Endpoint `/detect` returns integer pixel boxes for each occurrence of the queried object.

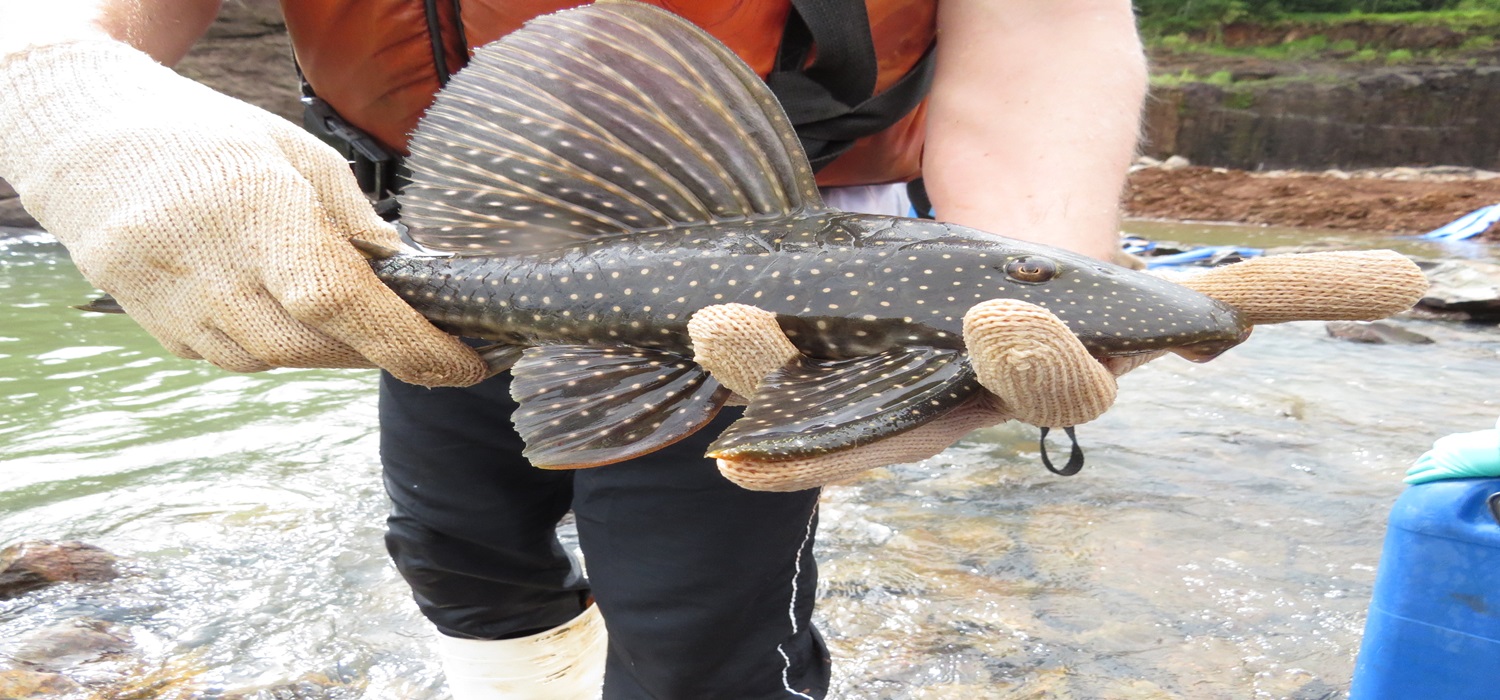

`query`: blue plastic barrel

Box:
[1351,478,1500,699]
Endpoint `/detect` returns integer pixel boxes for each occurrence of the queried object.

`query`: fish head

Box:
[958,235,1253,366]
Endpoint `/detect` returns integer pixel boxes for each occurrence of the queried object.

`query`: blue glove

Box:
[1405,417,1500,484]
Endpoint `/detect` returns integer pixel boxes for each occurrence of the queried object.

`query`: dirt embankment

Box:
[1124,165,1500,238]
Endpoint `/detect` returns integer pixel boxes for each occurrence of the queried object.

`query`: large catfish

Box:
[70,2,1244,468]
[359,0,1252,469]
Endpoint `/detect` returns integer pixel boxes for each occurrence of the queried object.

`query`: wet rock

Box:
[1401,304,1471,322]
[0,669,81,698]
[1325,320,1435,345]
[0,178,38,230]
[0,540,120,600]
[10,618,135,671]
[1417,260,1500,321]
[819,504,895,546]
[219,673,355,699]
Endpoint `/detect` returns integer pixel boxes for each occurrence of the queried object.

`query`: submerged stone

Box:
[1418,260,1500,321]
[0,669,81,698]
[0,540,119,600]
[10,618,135,671]
[1325,320,1435,344]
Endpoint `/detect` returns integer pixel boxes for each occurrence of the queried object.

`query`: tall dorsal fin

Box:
[400,0,828,255]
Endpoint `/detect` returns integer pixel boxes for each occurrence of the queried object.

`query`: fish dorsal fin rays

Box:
[707,347,983,461]
[400,1,826,255]
[510,345,733,469]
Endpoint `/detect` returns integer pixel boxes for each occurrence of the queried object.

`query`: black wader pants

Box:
[380,371,831,699]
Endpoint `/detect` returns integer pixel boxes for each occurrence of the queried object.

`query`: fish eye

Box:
[1004,256,1058,284]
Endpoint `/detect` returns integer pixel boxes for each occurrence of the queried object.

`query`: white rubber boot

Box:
[436,605,607,699]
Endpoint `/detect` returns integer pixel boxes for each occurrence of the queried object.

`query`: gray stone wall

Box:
[1145,66,1500,171]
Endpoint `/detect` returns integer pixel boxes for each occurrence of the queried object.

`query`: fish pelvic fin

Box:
[708,347,983,462]
[349,238,403,260]
[510,344,732,469]
[399,1,828,256]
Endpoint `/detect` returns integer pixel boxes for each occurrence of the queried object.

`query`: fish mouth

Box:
[1170,326,1254,363]
[1091,327,1253,373]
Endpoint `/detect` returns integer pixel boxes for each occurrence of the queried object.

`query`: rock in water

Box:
[10,619,135,670]
[1418,260,1500,321]
[0,540,119,600]
[1325,320,1435,344]
[0,669,81,698]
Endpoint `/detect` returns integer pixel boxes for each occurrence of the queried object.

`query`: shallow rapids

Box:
[2,225,1496,698]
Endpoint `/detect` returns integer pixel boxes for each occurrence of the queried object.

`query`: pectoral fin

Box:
[510,345,731,468]
[708,347,982,462]
[75,294,124,314]
[475,343,526,377]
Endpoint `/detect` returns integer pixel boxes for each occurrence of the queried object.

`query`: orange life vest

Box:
[280,0,936,187]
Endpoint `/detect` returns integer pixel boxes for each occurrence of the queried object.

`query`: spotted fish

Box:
[345,1,1253,470]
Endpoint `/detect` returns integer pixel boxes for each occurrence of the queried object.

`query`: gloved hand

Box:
[1168,250,1426,325]
[0,41,486,387]
[689,300,1124,491]
[1406,417,1500,485]
[688,249,1429,492]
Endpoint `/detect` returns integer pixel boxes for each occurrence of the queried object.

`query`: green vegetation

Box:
[1141,3,1500,88]
[1146,30,1478,63]
[1137,1,1500,35]
[1150,68,1237,86]
[1150,69,1208,87]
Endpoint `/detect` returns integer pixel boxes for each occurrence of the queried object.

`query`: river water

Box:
[1,225,1496,699]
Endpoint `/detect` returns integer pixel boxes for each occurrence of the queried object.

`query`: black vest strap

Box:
[1038,426,1086,477]
[766,0,938,172]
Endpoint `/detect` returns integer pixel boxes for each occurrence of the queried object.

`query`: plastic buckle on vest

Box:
[301,95,402,201]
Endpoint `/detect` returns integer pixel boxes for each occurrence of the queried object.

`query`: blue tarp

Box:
[1418,204,1500,241]
[1142,245,1263,269]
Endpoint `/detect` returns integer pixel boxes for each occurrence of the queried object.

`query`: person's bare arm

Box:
[923,0,1147,262]
[0,0,220,63]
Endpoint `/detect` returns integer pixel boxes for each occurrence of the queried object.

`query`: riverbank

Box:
[1125,162,1500,239]
[1140,12,1500,172]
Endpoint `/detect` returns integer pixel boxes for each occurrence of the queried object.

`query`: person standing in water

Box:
[0,1,1148,697]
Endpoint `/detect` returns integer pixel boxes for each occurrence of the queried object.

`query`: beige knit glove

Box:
[0,41,486,387]
[1170,250,1426,325]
